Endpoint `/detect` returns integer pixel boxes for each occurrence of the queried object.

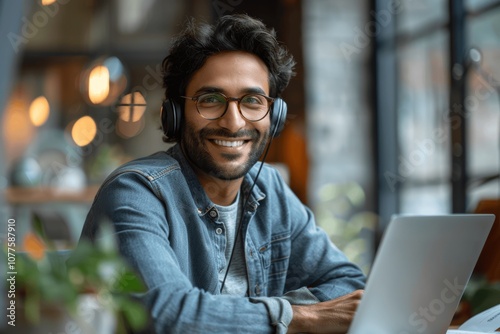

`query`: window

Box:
[376,0,500,227]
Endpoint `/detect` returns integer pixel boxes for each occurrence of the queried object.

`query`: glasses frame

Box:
[181,92,275,122]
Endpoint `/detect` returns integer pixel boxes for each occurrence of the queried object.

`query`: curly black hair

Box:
[161,14,295,141]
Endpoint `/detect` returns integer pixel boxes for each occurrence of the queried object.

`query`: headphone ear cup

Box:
[161,99,182,140]
[270,97,287,138]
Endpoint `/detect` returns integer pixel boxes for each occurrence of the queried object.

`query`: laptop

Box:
[348,214,495,334]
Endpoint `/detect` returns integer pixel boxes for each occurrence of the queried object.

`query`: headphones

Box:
[161,97,287,140]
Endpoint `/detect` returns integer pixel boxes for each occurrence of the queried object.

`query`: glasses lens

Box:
[240,94,270,121]
[196,93,227,119]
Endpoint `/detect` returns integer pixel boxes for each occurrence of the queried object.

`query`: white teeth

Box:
[214,140,244,147]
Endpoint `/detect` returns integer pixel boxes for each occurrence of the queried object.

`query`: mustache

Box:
[199,128,260,140]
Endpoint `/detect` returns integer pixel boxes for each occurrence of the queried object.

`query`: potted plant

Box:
[462,276,500,315]
[4,216,148,334]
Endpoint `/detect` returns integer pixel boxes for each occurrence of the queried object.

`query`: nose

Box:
[217,100,246,132]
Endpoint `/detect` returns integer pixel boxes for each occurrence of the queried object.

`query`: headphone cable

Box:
[219,135,274,294]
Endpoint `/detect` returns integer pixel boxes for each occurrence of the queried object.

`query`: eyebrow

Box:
[193,86,268,96]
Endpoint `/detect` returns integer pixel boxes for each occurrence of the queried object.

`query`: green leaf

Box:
[118,298,148,330]
[31,213,55,250]
[31,213,45,240]
[470,285,500,315]
[24,289,40,324]
[113,270,146,293]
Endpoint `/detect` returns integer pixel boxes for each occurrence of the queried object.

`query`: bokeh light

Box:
[88,65,110,105]
[81,56,128,106]
[71,116,97,146]
[29,96,50,126]
[2,93,34,163]
[117,91,147,122]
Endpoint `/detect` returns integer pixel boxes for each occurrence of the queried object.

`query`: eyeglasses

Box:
[181,92,274,122]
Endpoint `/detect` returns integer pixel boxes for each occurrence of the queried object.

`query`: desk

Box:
[5,186,99,204]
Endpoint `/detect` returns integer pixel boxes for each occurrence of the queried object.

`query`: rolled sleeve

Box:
[281,286,320,305]
[250,296,293,333]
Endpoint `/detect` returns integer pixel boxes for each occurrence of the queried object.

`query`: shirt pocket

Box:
[259,232,291,280]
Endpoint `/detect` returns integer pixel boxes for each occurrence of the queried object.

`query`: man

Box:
[80,14,365,333]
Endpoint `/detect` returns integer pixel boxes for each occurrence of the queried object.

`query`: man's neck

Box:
[196,172,243,206]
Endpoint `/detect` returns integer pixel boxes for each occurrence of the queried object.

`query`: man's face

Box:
[181,51,271,181]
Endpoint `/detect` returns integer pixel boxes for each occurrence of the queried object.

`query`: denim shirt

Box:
[80,144,366,333]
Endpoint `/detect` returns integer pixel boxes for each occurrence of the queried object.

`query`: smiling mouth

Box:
[212,139,247,147]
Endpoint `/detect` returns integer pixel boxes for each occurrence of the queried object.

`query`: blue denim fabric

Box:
[80,144,366,333]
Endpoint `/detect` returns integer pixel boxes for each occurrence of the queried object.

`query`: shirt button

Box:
[209,209,218,218]
[255,284,261,295]
[215,227,223,235]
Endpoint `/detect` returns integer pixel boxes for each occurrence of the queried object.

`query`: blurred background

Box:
[1,0,500,278]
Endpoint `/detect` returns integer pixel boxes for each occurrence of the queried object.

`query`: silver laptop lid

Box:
[349,214,495,334]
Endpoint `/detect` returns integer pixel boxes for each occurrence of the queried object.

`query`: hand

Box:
[287,289,364,334]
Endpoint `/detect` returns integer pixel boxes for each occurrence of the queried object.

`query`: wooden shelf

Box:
[4,186,99,205]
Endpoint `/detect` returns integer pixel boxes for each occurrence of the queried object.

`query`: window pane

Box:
[401,183,451,214]
[466,7,500,207]
[397,31,450,185]
[396,0,447,34]
[303,0,374,206]
[466,0,500,11]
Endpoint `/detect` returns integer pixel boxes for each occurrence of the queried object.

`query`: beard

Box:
[180,120,270,181]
